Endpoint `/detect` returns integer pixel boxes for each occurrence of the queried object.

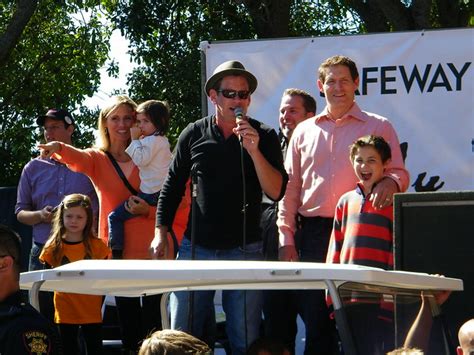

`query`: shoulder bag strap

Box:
[105,151,138,195]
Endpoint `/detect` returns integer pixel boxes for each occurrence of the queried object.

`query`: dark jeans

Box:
[108,191,160,251]
[170,238,263,355]
[29,242,54,323]
[115,295,162,352]
[58,323,102,355]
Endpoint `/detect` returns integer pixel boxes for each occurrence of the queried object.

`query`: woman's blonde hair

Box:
[96,95,137,150]
[44,194,96,266]
[138,329,211,355]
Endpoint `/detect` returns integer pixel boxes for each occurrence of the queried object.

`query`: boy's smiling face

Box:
[352,146,388,194]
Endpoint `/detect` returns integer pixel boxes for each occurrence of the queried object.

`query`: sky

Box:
[82,30,135,109]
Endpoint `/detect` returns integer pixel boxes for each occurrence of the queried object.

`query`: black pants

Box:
[263,289,299,354]
[295,216,335,355]
[115,295,162,352]
[58,323,102,355]
[262,211,336,354]
[345,303,393,354]
[29,242,55,323]
[261,203,298,353]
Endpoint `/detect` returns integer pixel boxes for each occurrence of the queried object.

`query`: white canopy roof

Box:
[20,260,463,297]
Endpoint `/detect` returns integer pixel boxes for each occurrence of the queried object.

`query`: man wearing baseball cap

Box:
[151,60,288,354]
[36,108,77,143]
[15,108,98,320]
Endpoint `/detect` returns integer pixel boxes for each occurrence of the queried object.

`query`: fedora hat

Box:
[204,60,258,96]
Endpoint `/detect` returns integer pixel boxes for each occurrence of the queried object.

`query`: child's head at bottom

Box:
[349,135,392,192]
[138,329,211,355]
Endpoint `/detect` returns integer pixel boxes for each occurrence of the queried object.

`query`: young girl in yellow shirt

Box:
[40,193,109,355]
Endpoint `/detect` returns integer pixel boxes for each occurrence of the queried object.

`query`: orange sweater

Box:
[54,144,179,259]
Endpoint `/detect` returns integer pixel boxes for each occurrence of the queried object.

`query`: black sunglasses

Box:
[217,89,250,100]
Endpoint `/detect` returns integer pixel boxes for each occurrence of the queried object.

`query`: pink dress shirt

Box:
[277,102,409,247]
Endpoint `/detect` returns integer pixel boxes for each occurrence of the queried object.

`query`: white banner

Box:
[201,28,474,191]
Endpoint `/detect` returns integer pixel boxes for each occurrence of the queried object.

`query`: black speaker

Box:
[393,190,474,346]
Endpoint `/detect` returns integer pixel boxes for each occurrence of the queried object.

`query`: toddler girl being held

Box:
[108,100,172,259]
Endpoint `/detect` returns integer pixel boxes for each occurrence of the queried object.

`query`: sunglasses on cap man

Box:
[217,89,251,100]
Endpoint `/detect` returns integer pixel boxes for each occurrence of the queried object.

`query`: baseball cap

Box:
[36,108,75,126]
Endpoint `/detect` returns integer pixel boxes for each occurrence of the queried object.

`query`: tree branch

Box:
[411,0,432,29]
[436,0,471,27]
[240,0,291,38]
[346,0,391,32]
[0,52,51,112]
[373,0,412,30]
[0,0,39,68]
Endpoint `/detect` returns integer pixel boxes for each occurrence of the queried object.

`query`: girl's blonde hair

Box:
[96,95,137,150]
[44,194,95,266]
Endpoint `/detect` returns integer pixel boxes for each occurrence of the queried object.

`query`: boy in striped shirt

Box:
[326,135,395,354]
[326,135,393,269]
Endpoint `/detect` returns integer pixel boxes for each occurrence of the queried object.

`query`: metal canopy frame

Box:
[20,260,463,355]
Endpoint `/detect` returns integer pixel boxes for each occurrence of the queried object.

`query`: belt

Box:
[297,214,333,228]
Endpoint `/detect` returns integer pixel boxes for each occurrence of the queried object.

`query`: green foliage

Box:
[0,0,112,186]
[111,1,360,148]
[112,1,255,148]
[73,105,101,149]
[289,1,361,36]
[0,106,38,187]
[1,0,471,187]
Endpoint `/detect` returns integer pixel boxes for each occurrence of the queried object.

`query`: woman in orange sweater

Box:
[39,95,183,352]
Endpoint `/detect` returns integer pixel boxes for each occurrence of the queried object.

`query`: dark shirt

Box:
[157,115,287,249]
[262,130,288,206]
[261,130,289,259]
[0,291,62,354]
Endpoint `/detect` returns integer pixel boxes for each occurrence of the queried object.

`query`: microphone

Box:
[234,107,245,123]
[191,163,199,198]
[234,107,245,142]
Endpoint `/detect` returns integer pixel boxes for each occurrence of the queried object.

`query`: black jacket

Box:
[0,291,62,355]
[157,115,287,249]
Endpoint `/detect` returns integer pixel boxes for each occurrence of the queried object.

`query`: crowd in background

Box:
[1,54,471,355]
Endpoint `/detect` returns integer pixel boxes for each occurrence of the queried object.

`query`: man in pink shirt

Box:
[277,55,409,354]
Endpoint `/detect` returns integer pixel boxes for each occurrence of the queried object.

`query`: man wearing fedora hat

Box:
[151,60,288,354]
[15,108,98,320]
